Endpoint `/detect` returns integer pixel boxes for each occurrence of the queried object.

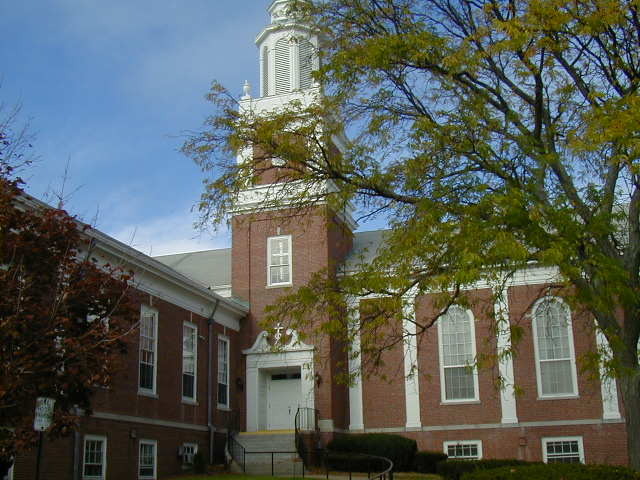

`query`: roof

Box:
[153,229,390,287]
[154,249,231,289]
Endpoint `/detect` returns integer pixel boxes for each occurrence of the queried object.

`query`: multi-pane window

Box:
[438,306,478,401]
[268,236,292,286]
[182,443,198,465]
[83,436,106,479]
[533,298,577,397]
[138,440,157,479]
[444,441,482,460]
[217,336,229,408]
[139,307,158,393]
[182,323,197,401]
[542,437,584,463]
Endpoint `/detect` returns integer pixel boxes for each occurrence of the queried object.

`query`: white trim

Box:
[82,435,107,480]
[181,442,198,465]
[267,235,293,287]
[347,297,364,431]
[443,440,483,460]
[217,335,230,409]
[138,439,157,479]
[138,305,158,396]
[542,436,584,464]
[402,293,421,429]
[244,330,315,432]
[91,411,208,432]
[532,297,579,398]
[595,329,621,420]
[493,284,518,423]
[182,322,198,402]
[437,306,479,403]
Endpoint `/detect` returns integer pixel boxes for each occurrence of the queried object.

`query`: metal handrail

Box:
[227,434,246,472]
[295,407,320,467]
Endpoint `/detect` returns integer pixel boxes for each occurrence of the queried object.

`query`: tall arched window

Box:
[298,39,314,89]
[262,46,269,96]
[275,37,291,94]
[532,297,578,397]
[438,305,479,402]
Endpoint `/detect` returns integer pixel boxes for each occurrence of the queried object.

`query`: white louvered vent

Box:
[298,39,314,90]
[262,46,269,96]
[275,37,291,94]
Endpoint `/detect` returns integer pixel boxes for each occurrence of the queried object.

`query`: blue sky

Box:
[0,0,269,255]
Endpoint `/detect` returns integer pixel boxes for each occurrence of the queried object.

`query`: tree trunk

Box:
[619,371,640,470]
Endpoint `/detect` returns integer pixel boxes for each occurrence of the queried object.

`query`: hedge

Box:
[328,433,417,471]
[325,451,390,473]
[461,463,640,480]
[413,451,448,473]
[437,459,536,480]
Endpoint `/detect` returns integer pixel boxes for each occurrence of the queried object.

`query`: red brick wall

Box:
[508,285,604,422]
[415,289,502,427]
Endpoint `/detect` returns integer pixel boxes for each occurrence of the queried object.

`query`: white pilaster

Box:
[595,329,621,420]
[348,298,364,430]
[403,292,422,429]
[494,284,518,424]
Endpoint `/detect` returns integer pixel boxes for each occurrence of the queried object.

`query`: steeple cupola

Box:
[255,0,318,97]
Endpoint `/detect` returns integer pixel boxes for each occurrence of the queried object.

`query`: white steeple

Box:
[254,0,318,98]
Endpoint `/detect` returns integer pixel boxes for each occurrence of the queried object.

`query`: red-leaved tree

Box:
[0,130,137,476]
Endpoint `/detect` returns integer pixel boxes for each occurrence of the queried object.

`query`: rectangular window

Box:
[217,336,229,408]
[182,443,198,465]
[443,441,482,460]
[267,235,292,286]
[83,435,107,479]
[139,306,158,394]
[182,322,197,401]
[138,440,157,479]
[542,437,584,464]
[438,306,479,402]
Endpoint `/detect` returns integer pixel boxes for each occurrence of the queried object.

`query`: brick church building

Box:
[8,1,629,478]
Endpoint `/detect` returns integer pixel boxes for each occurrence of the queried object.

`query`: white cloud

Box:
[108,210,230,257]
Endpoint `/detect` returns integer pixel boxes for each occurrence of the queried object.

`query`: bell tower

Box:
[232,1,354,435]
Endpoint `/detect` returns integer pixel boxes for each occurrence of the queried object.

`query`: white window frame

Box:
[437,306,480,403]
[182,322,197,402]
[181,443,198,466]
[82,435,107,480]
[217,335,230,409]
[532,297,579,398]
[542,436,584,464]
[267,235,292,287]
[138,306,159,395]
[138,439,157,479]
[443,440,483,460]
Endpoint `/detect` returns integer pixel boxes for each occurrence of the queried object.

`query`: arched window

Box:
[275,37,291,94]
[262,46,269,96]
[532,297,578,397]
[298,39,314,89]
[438,305,479,401]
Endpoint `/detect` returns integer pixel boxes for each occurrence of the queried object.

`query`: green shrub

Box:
[413,451,448,473]
[328,433,417,471]
[461,463,640,480]
[325,451,390,472]
[193,451,207,474]
[437,459,535,480]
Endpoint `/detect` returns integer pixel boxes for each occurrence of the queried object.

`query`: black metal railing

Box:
[295,407,320,468]
[228,434,247,472]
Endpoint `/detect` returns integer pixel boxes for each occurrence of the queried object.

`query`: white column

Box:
[246,364,259,432]
[595,329,621,420]
[403,292,422,429]
[494,284,518,424]
[348,297,364,431]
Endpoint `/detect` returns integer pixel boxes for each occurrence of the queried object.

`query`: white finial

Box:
[242,80,252,99]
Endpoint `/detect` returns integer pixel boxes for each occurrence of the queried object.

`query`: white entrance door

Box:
[267,373,301,430]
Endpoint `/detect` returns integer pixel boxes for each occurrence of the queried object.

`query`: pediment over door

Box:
[243,326,313,355]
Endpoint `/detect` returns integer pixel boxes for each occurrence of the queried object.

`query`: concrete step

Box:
[236,431,297,452]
